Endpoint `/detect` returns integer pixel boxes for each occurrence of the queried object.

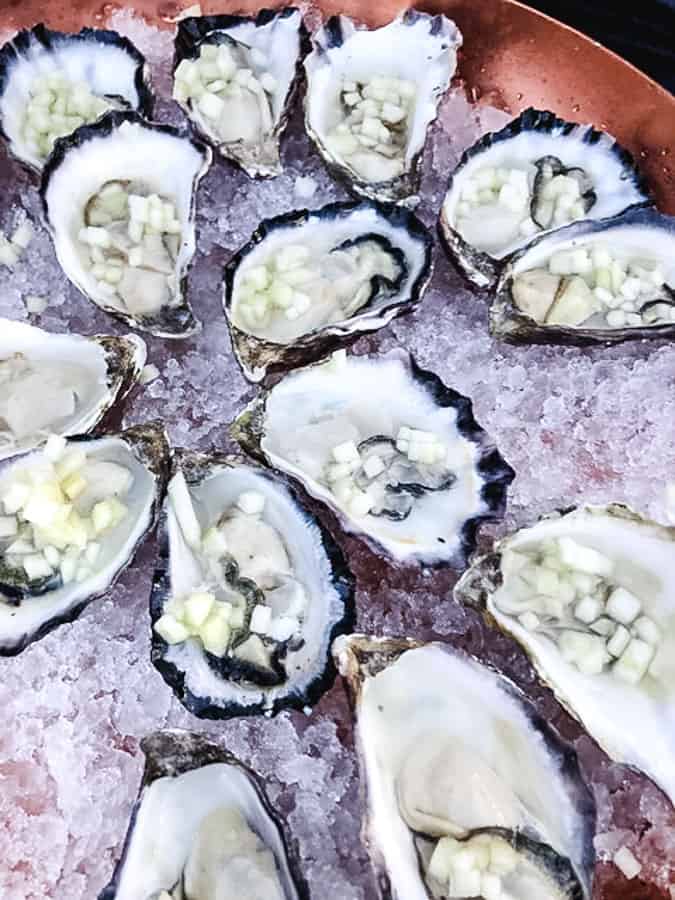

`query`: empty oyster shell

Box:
[223,200,433,381]
[0,318,146,461]
[335,634,595,899]
[41,111,211,338]
[0,25,152,172]
[100,730,309,900]
[149,449,355,718]
[173,7,305,178]
[305,10,461,204]
[455,504,675,805]
[0,422,169,654]
[232,349,514,566]
[439,108,650,288]
[491,207,675,342]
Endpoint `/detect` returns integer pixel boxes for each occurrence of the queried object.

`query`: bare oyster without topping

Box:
[440,109,650,287]
[0,319,145,461]
[233,349,514,566]
[41,111,211,338]
[455,504,675,805]
[173,8,304,178]
[100,730,308,900]
[335,635,595,899]
[0,25,152,171]
[150,450,354,717]
[305,10,461,204]
[223,200,433,381]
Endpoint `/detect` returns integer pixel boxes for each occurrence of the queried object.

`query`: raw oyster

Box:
[100,730,308,900]
[41,111,211,338]
[335,635,595,899]
[232,349,514,566]
[0,25,152,172]
[455,504,675,804]
[223,200,433,381]
[439,108,650,287]
[0,318,145,461]
[173,8,304,178]
[304,10,461,204]
[0,422,169,654]
[491,207,675,342]
[150,449,354,717]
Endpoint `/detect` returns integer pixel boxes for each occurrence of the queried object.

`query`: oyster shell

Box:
[100,730,309,900]
[491,207,675,342]
[41,111,211,338]
[0,422,169,654]
[0,318,146,461]
[149,449,355,718]
[304,10,461,204]
[173,7,305,178]
[455,504,675,805]
[232,349,514,566]
[223,200,433,382]
[439,108,650,288]
[334,634,595,899]
[0,25,152,172]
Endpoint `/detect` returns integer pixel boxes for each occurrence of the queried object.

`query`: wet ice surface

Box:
[1,11,675,900]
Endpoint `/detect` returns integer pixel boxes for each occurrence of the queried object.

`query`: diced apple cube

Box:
[633,615,660,645]
[557,537,614,576]
[23,553,53,581]
[427,836,462,883]
[0,515,18,538]
[154,613,190,645]
[184,591,216,629]
[249,604,272,635]
[606,586,641,625]
[612,638,654,685]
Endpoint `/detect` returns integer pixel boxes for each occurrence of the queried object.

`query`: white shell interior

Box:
[258,352,486,563]
[111,760,298,900]
[490,507,675,804]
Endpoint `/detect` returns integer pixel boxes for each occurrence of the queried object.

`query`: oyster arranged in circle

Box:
[173,8,305,178]
[335,635,595,900]
[100,730,308,900]
[223,200,433,381]
[305,10,461,204]
[150,449,355,718]
[0,422,169,654]
[491,207,675,342]
[0,25,152,172]
[455,504,675,805]
[41,111,211,338]
[232,349,514,566]
[439,108,650,288]
[0,318,145,462]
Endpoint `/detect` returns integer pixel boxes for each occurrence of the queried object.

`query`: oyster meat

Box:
[439,108,650,287]
[455,504,675,804]
[335,635,595,899]
[223,200,433,381]
[0,318,145,461]
[0,25,152,171]
[41,111,211,338]
[0,422,169,653]
[305,10,461,204]
[100,730,308,900]
[491,207,675,342]
[150,450,354,717]
[233,349,514,566]
[173,8,304,178]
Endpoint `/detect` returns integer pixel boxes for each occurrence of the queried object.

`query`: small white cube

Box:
[606,586,641,625]
[331,440,360,464]
[249,604,272,635]
[363,454,386,479]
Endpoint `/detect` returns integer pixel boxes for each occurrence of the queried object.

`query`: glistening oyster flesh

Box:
[334,635,595,899]
[232,349,514,566]
[305,10,461,204]
[0,318,146,461]
[99,730,308,900]
[491,207,675,342]
[173,8,304,178]
[0,24,152,171]
[439,108,650,288]
[150,450,354,718]
[455,504,675,805]
[0,422,169,654]
[223,200,433,382]
[41,111,211,338]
